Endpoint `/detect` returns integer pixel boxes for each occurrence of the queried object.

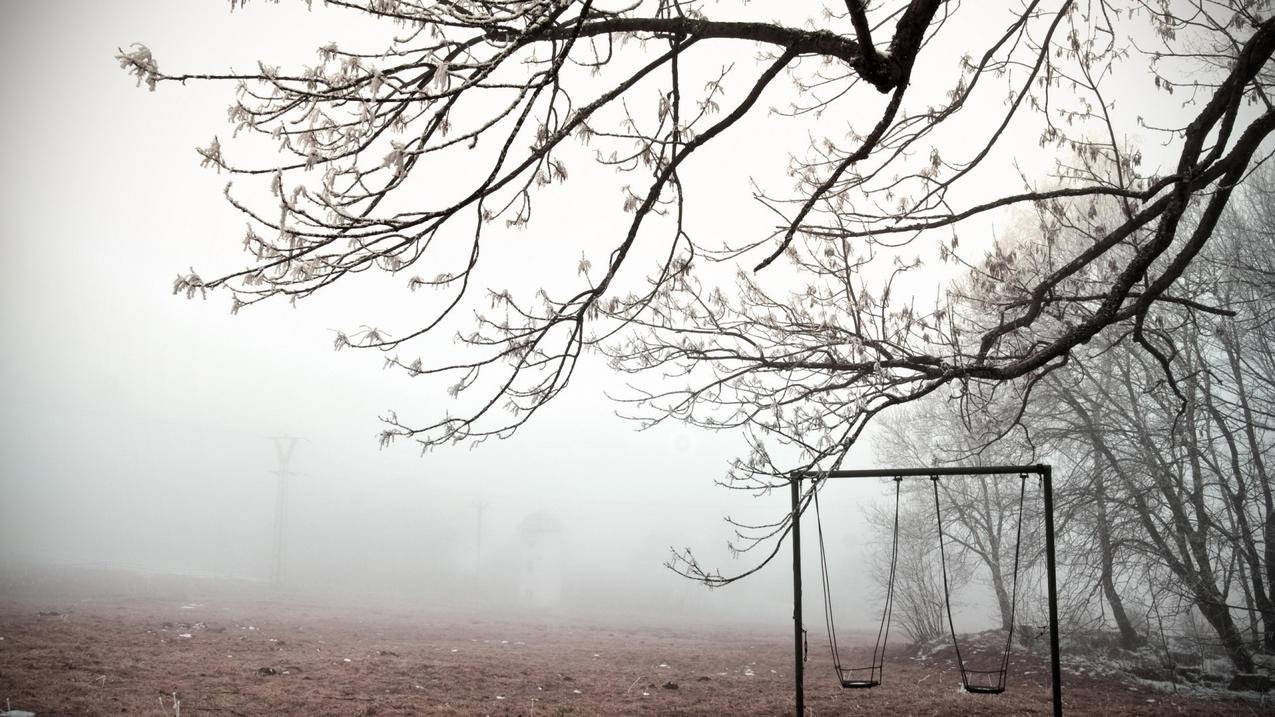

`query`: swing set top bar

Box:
[791,464,1050,480]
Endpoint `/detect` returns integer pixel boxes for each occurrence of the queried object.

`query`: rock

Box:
[662,681,679,690]
[696,676,712,682]
[256,666,278,676]
[1228,673,1273,692]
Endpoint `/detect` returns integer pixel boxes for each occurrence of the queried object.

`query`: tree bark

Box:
[1094,470,1143,649]
[1197,591,1257,672]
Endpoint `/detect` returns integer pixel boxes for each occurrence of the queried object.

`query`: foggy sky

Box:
[0,2,1190,629]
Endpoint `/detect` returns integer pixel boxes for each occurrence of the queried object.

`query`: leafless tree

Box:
[878,157,1275,670]
[1025,167,1275,671]
[870,401,1042,634]
[118,1,1275,587]
[865,487,965,645]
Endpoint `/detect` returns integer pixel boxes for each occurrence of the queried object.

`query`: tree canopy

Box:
[120,0,1275,584]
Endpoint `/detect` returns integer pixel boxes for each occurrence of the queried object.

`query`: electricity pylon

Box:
[267,435,302,586]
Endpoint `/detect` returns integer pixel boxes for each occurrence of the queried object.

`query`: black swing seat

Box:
[960,669,1008,695]
[839,678,881,689]
[931,474,1027,700]
[816,477,902,694]
[836,666,882,689]
[963,685,1006,695]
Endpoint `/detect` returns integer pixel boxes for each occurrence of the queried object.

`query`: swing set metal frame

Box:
[788,464,1062,717]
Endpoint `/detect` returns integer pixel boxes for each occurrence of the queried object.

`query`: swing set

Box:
[788,464,1062,717]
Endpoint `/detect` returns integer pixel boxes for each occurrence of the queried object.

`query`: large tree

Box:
[119,0,1275,584]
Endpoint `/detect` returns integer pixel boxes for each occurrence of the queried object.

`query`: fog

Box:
[0,1,903,631]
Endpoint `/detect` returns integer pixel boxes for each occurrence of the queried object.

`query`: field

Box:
[0,572,1266,716]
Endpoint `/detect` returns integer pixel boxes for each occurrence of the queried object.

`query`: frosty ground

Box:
[0,569,1264,716]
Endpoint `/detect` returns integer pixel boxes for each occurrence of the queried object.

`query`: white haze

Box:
[1,0,1200,638]
[0,1,904,631]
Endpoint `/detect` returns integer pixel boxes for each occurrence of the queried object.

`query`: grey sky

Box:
[0,1,910,625]
[0,1,1200,628]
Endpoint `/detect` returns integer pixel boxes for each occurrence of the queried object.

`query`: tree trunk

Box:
[1094,466,1143,649]
[1088,401,1144,649]
[1197,592,1256,672]
[990,568,1013,633]
[1221,335,1275,653]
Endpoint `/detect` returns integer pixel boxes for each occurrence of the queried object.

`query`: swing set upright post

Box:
[788,464,1062,717]
[790,476,804,717]
[1043,464,1062,717]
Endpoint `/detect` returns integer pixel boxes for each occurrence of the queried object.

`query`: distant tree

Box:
[870,400,1041,636]
[1023,167,1275,671]
[864,486,966,645]
[119,1,1275,585]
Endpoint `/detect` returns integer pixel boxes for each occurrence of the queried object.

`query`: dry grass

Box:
[0,589,1262,716]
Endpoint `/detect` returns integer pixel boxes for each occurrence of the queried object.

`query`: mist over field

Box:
[0,1,893,632]
[2,1,1274,715]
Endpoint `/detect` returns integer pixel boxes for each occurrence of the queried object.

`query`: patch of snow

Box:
[177,633,192,639]
[571,689,582,695]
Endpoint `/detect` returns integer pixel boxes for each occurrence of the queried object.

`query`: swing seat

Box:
[838,678,881,689]
[931,474,1026,700]
[836,666,882,689]
[962,684,1005,695]
[816,477,902,694]
[960,669,1008,695]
